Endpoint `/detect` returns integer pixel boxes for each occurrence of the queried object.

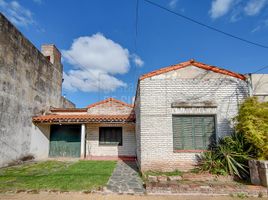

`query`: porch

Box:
[32,106,136,160]
[45,122,136,160]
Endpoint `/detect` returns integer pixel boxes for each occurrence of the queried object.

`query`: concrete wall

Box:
[250,74,268,102]
[86,123,136,157]
[134,86,141,165]
[137,66,248,171]
[61,96,75,108]
[0,14,73,167]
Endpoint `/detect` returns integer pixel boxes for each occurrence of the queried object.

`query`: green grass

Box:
[0,160,116,192]
[144,169,182,177]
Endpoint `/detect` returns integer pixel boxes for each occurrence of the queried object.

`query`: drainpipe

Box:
[80,124,86,159]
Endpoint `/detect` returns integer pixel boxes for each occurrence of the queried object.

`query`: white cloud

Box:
[168,0,178,9]
[209,0,268,22]
[63,33,130,75]
[63,33,143,92]
[0,0,34,27]
[132,54,144,67]
[210,0,235,19]
[244,0,268,16]
[63,70,126,92]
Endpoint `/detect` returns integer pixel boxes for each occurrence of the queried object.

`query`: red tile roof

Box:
[87,97,134,108]
[139,59,246,81]
[32,114,135,123]
[50,108,88,112]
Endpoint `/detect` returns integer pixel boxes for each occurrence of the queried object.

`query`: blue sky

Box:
[1,0,268,107]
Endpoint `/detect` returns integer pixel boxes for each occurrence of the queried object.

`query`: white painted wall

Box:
[29,124,50,160]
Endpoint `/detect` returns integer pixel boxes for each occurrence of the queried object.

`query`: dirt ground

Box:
[0,193,267,200]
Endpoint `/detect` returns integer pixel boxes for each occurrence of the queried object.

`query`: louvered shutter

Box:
[173,115,215,150]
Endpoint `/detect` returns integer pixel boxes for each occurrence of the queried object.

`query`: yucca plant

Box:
[198,151,228,176]
[216,144,249,179]
[199,132,254,179]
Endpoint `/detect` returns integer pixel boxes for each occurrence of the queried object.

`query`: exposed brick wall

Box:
[86,123,136,157]
[137,66,249,171]
[88,99,133,115]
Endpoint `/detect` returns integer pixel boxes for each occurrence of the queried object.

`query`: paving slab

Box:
[105,161,145,194]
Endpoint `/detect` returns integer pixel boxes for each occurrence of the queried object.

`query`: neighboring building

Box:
[32,59,251,172]
[33,98,136,159]
[249,74,268,102]
[0,14,74,167]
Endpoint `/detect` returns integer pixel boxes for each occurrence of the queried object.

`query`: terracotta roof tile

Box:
[32,114,135,123]
[139,59,246,81]
[87,98,134,108]
[50,108,88,112]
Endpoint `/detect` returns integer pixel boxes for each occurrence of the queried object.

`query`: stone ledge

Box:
[146,182,267,197]
[171,101,217,108]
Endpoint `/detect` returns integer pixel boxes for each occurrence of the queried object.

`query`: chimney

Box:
[41,44,61,67]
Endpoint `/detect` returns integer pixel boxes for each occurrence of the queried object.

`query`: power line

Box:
[143,0,268,49]
[251,65,268,74]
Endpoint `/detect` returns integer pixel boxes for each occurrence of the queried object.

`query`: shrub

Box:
[199,133,252,179]
[235,97,268,160]
[199,97,267,179]
[198,151,228,176]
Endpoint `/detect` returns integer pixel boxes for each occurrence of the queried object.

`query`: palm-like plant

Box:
[216,145,249,179]
[199,132,254,179]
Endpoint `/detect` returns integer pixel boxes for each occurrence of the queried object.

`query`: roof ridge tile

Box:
[139,59,246,81]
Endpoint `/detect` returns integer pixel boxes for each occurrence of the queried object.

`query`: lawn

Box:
[0,160,116,192]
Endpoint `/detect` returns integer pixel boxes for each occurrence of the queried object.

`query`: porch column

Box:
[80,124,86,159]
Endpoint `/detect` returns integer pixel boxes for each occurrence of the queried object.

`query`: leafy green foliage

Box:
[199,97,268,179]
[235,97,268,160]
[198,151,228,176]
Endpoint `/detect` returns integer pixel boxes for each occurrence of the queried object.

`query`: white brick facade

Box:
[135,65,248,171]
[86,123,136,157]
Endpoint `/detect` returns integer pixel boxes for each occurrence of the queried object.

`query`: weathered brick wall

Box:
[86,123,136,157]
[87,99,133,115]
[0,14,71,167]
[138,66,248,171]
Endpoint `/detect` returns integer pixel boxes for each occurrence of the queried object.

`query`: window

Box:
[99,127,122,146]
[172,115,216,150]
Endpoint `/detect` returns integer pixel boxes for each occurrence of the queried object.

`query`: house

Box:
[33,59,251,171]
[33,98,136,160]
[1,11,266,171]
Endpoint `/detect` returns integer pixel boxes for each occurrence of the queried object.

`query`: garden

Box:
[144,97,268,196]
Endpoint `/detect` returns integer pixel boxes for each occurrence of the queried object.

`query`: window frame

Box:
[172,114,216,152]
[99,127,123,146]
